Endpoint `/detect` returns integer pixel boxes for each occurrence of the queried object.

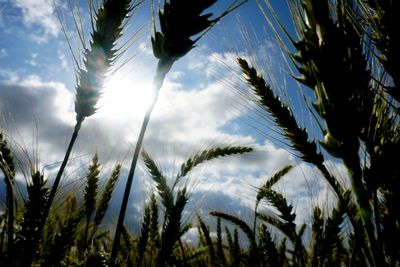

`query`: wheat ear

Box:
[93,164,121,229]
[82,154,100,251]
[175,146,252,188]
[197,215,216,263]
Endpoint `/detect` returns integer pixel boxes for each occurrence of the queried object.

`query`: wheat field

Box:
[0,0,399,266]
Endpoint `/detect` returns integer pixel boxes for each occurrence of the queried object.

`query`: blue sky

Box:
[0,0,344,242]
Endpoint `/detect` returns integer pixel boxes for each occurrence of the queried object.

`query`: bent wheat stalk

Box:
[35,1,135,264]
[110,1,248,264]
[47,0,134,214]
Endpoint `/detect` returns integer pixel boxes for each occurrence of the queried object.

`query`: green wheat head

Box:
[197,215,216,263]
[83,154,100,223]
[75,0,134,127]
[152,0,248,73]
[256,164,293,208]
[238,57,323,165]
[94,164,121,228]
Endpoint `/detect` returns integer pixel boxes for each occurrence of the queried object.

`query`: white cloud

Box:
[0,48,7,58]
[0,69,19,83]
[57,50,69,71]
[24,52,38,66]
[13,0,60,42]
[0,75,75,166]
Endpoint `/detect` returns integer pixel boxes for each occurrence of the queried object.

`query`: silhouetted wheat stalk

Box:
[133,145,252,266]
[0,133,15,264]
[358,0,400,102]
[18,1,136,264]
[238,57,346,200]
[252,0,400,265]
[82,154,100,252]
[211,211,259,266]
[110,1,248,264]
[93,164,121,231]
[44,0,135,237]
[216,216,226,265]
[43,195,83,267]
[197,215,216,263]
[137,203,151,266]
[14,170,49,267]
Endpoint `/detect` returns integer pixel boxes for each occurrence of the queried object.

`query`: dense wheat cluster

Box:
[1,0,399,266]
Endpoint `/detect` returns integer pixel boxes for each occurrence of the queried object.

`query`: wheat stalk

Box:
[82,154,100,251]
[141,150,174,210]
[197,215,216,263]
[176,146,252,186]
[93,164,121,229]
[359,1,400,102]
[140,146,252,266]
[43,2,136,253]
[285,1,380,263]
[255,186,307,265]
[258,224,279,266]
[216,217,226,265]
[110,1,249,263]
[140,151,191,266]
[211,211,258,266]
[136,203,151,266]
[256,164,293,207]
[238,57,347,199]
[14,170,49,267]
[0,133,15,264]
[43,196,83,267]
[226,226,240,266]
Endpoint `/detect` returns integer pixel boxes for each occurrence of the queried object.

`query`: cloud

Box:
[0,75,74,163]
[57,50,69,71]
[0,69,19,83]
[0,48,7,58]
[24,53,38,66]
[0,43,340,237]
[13,0,60,42]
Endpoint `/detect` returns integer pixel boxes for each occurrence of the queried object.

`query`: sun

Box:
[97,73,155,120]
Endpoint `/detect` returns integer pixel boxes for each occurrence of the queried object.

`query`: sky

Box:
[0,0,346,244]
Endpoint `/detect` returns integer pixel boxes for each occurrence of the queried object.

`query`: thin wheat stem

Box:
[110,67,166,266]
[40,123,80,241]
[111,1,246,263]
[46,123,80,212]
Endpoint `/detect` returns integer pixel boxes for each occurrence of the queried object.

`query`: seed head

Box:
[75,0,133,127]
[151,0,248,70]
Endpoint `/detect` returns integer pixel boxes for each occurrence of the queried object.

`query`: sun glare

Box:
[98,74,155,120]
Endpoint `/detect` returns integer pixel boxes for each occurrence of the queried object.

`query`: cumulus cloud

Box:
[13,0,60,42]
[0,75,74,162]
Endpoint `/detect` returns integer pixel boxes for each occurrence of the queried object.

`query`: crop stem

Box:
[110,60,171,266]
